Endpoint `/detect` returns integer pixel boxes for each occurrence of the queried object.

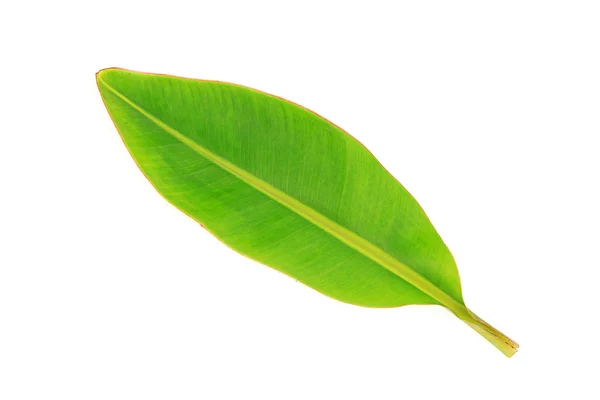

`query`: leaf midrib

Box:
[98,75,469,318]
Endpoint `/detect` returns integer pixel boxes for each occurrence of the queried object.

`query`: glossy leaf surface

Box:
[97,68,518,356]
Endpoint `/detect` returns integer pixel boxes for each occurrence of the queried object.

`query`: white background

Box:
[1,1,599,399]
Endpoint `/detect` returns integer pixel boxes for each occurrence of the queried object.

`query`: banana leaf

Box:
[97,68,518,357]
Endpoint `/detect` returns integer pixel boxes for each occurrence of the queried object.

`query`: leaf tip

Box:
[96,68,108,79]
[96,67,129,87]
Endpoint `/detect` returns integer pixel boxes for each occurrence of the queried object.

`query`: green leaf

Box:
[97,68,518,357]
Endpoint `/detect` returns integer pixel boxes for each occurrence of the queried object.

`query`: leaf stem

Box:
[458,309,519,357]
[427,293,518,357]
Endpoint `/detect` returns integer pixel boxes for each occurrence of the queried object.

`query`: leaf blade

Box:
[97,71,434,307]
